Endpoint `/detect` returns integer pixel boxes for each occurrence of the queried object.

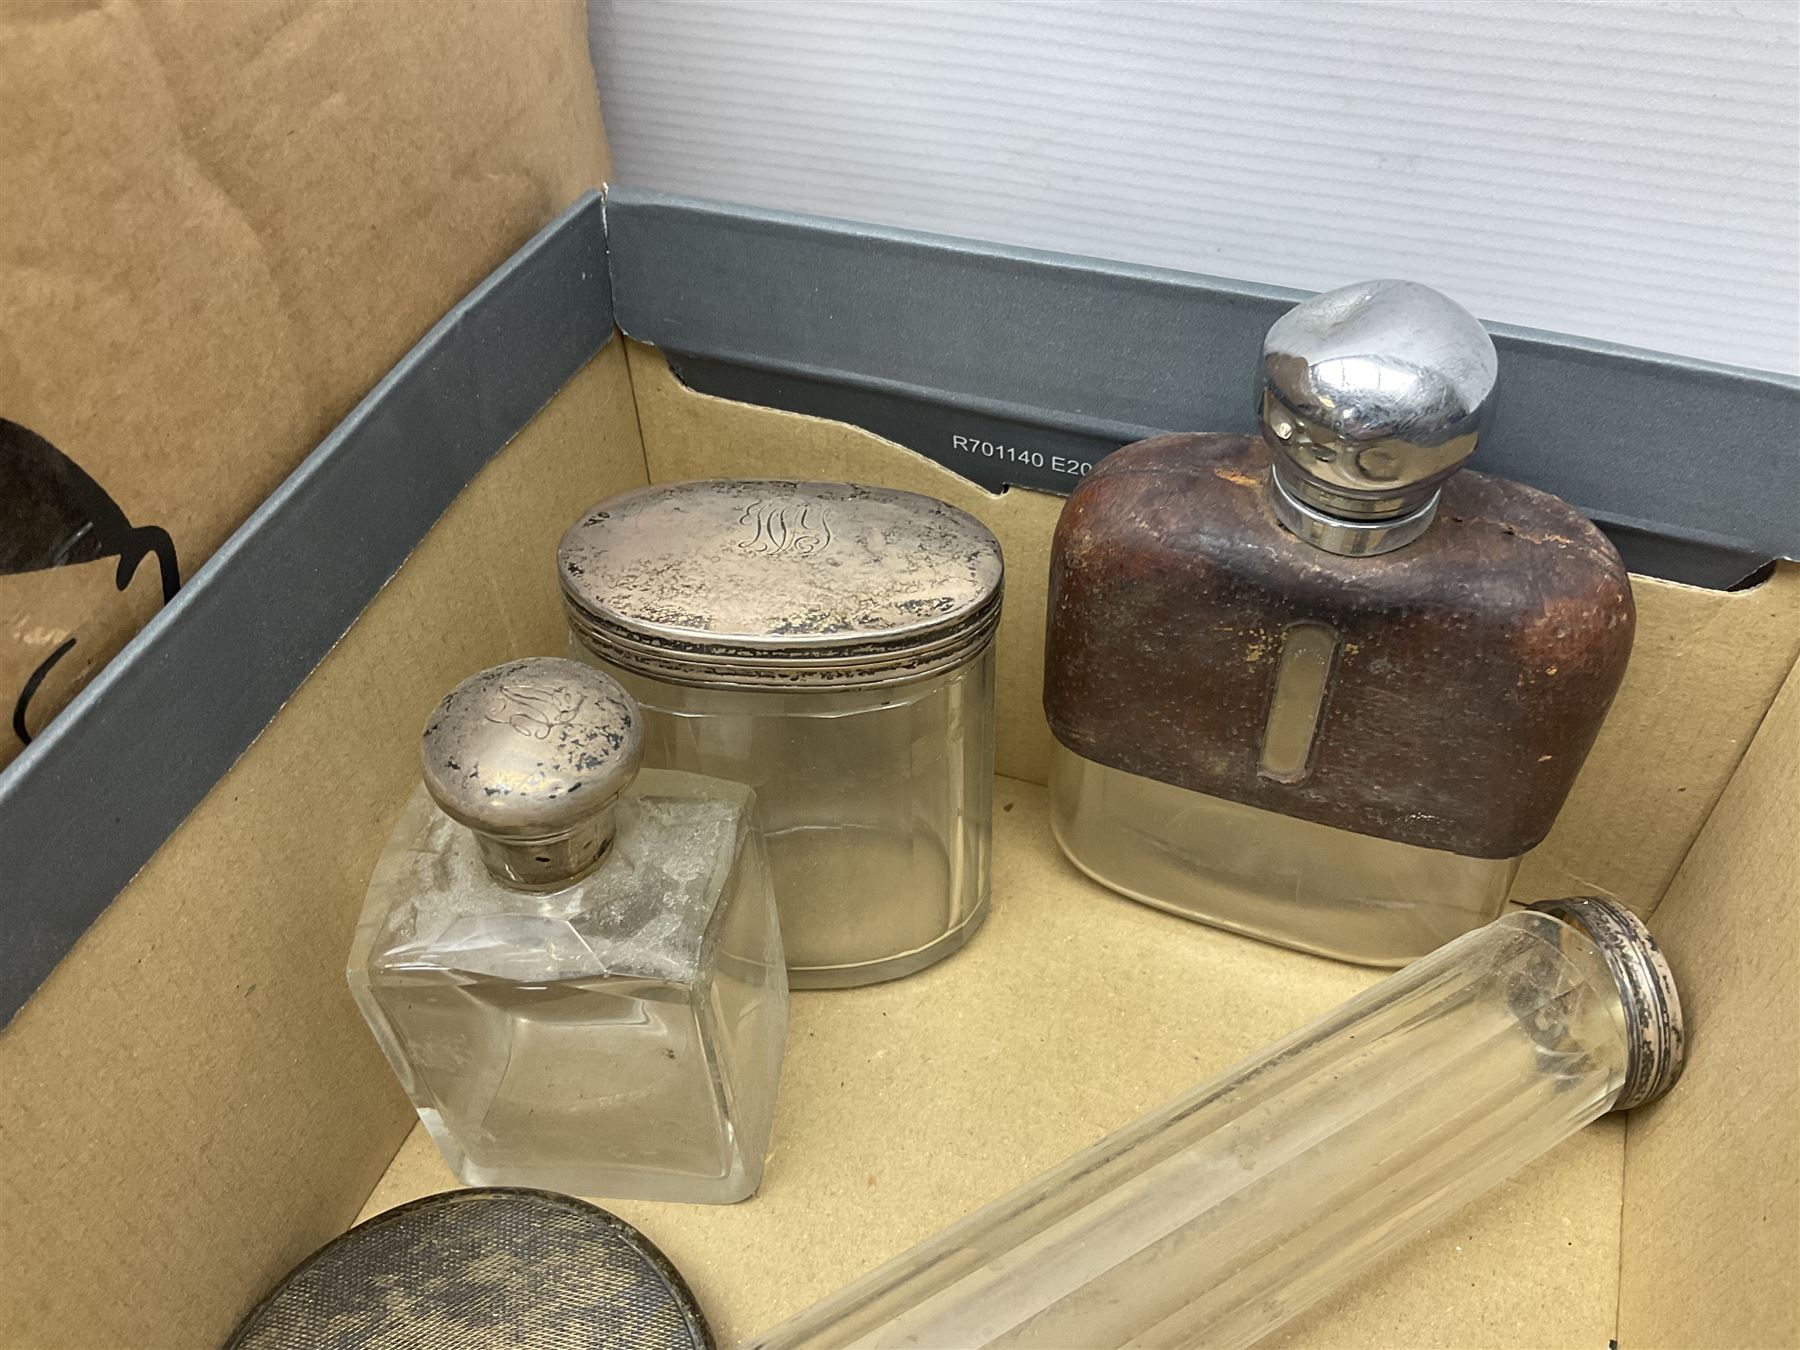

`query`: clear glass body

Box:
[348,769,786,1203]
[569,637,997,989]
[748,909,1629,1350]
[1050,744,1520,966]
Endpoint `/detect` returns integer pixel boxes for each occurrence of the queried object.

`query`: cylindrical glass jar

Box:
[560,480,1002,989]
[747,897,1683,1349]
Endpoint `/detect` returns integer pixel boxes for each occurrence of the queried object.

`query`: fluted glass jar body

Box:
[1050,744,1519,966]
[349,769,786,1204]
[571,637,996,989]
[748,908,1631,1349]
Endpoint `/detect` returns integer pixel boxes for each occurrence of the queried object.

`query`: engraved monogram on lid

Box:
[420,657,644,888]
[735,500,834,557]
[559,480,1004,690]
[483,677,587,740]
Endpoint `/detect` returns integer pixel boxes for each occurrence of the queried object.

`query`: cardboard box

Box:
[2,15,1795,1350]
[0,0,607,771]
[3,310,1795,1345]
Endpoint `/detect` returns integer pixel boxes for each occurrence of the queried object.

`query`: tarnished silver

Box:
[1259,279,1498,557]
[559,480,1004,690]
[225,1189,716,1350]
[420,657,644,889]
[1527,896,1685,1111]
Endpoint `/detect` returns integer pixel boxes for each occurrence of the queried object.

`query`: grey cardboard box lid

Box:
[604,188,1800,591]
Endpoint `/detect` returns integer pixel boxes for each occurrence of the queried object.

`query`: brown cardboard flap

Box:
[1619,655,1800,1349]
[626,342,1800,917]
[0,349,647,1349]
[0,0,606,767]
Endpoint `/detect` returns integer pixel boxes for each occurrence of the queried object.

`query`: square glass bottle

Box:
[348,657,786,1203]
[1045,281,1634,965]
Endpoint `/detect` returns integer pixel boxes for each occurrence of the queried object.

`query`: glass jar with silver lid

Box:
[559,479,1003,988]
[347,657,786,1203]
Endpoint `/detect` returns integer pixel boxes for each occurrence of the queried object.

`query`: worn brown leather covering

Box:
[1043,433,1634,858]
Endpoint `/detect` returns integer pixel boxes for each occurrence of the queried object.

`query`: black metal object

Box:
[1,417,182,746]
[225,1189,712,1350]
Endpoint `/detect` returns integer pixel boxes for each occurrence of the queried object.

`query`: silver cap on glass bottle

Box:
[1527,897,1685,1113]
[1259,280,1498,557]
[420,657,644,890]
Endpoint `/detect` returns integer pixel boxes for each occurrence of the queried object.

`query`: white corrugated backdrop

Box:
[587,0,1800,376]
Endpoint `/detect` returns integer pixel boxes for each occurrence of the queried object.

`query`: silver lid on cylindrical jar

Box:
[559,480,1004,690]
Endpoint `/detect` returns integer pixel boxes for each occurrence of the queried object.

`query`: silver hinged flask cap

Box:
[560,480,1004,690]
[421,657,644,889]
[1259,280,1499,557]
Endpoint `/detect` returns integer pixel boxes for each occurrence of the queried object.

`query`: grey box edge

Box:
[603,187,1799,589]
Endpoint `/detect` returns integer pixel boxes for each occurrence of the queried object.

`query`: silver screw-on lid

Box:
[560,480,1004,690]
[420,658,643,887]
[1259,280,1498,556]
[1527,897,1685,1112]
